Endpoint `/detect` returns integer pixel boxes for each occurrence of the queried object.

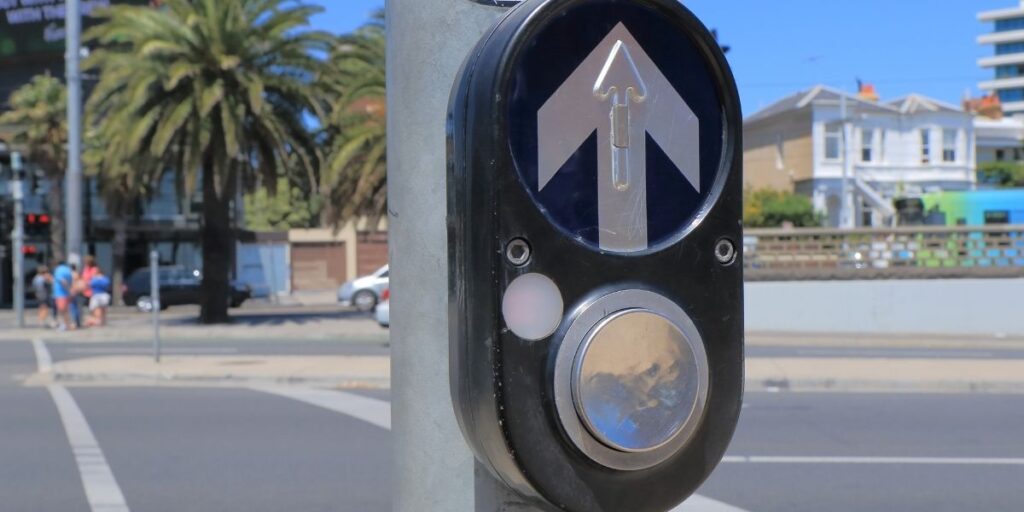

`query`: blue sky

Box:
[309,0,1013,116]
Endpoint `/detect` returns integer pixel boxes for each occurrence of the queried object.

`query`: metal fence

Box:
[743,225,1024,281]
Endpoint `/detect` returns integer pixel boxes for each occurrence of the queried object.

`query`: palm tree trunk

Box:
[199,162,232,324]
[111,216,127,306]
[46,176,66,263]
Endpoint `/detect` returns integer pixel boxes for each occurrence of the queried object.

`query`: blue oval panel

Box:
[507,2,725,254]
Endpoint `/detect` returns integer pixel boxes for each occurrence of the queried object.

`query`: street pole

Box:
[66,0,84,266]
[386,1,525,511]
[150,251,161,363]
[839,95,854,229]
[11,153,25,328]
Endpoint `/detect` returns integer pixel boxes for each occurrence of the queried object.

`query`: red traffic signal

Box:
[21,245,38,255]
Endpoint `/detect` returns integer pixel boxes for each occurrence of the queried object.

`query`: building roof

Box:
[885,95,963,115]
[746,85,965,125]
[745,85,898,125]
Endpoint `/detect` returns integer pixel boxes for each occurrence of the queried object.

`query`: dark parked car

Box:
[123,266,251,312]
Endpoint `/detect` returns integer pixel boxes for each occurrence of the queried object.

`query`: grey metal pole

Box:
[839,95,854,229]
[11,152,25,328]
[386,1,531,511]
[150,250,161,363]
[66,0,84,266]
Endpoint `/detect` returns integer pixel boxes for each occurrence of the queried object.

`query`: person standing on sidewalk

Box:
[31,266,54,328]
[77,256,99,328]
[52,261,75,331]
[86,266,112,328]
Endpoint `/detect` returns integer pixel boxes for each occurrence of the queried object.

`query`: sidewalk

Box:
[28,354,390,389]
[0,303,389,343]
[23,347,1024,394]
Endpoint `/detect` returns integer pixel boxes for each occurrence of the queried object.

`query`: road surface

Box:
[1,338,1022,511]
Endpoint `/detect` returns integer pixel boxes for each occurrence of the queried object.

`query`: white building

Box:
[744,85,976,227]
[978,1,1024,116]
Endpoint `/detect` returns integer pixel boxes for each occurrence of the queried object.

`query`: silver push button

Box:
[553,289,709,470]
[572,309,701,453]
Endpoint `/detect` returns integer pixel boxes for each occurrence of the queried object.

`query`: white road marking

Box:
[32,338,52,373]
[671,493,751,512]
[34,339,130,512]
[48,386,130,512]
[722,455,1024,465]
[251,386,390,430]
[257,386,749,511]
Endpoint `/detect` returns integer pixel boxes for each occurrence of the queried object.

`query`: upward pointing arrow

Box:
[538,23,700,253]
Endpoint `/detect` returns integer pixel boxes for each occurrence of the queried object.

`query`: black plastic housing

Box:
[447,0,744,510]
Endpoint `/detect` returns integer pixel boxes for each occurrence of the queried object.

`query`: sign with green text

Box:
[0,0,150,62]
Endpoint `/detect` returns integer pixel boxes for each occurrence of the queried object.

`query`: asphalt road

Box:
[2,339,1023,511]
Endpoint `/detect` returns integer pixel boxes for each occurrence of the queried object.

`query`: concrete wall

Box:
[746,279,1024,336]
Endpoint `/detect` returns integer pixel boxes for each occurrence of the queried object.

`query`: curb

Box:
[746,378,1024,394]
[28,372,390,390]
[28,372,1024,395]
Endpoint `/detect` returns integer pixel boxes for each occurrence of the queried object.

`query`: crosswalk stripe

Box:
[250,386,391,430]
[255,386,750,512]
[722,455,1024,465]
[48,385,130,512]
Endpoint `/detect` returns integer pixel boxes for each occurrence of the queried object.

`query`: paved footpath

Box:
[11,326,1024,394]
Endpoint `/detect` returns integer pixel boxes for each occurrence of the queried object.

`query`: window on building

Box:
[997,149,1006,161]
[996,42,1024,55]
[998,89,1024,103]
[861,128,874,162]
[996,64,1024,78]
[996,17,1024,32]
[942,129,957,163]
[920,129,931,164]
[824,124,842,161]
[1016,148,1022,161]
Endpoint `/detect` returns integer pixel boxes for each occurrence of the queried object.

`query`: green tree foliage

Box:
[319,10,386,229]
[0,73,67,261]
[977,161,1024,188]
[744,188,822,228]
[84,0,331,323]
[244,178,315,231]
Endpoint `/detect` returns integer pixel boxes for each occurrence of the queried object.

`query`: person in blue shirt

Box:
[52,261,75,331]
[86,267,113,328]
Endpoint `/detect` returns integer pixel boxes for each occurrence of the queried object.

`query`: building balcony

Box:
[978,53,1024,68]
[979,76,1024,90]
[1002,100,1024,112]
[815,164,975,184]
[979,6,1024,22]
[978,29,1024,44]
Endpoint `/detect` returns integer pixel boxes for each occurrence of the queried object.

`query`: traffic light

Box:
[24,213,51,237]
[447,0,743,510]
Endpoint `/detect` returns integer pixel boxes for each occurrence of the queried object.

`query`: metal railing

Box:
[743,225,1024,281]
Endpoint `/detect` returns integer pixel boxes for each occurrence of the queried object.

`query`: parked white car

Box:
[375,289,390,328]
[337,264,389,312]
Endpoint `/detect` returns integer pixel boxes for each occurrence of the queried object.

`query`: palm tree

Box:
[0,73,67,262]
[319,11,387,229]
[85,0,330,323]
[83,128,159,307]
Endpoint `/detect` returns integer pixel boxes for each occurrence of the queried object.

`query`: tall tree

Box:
[83,127,160,307]
[0,74,67,262]
[85,0,330,323]
[319,11,387,229]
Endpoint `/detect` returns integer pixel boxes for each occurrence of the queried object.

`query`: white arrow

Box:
[538,23,700,253]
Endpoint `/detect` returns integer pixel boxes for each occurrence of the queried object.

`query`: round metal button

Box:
[553,290,709,470]
[572,310,701,453]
